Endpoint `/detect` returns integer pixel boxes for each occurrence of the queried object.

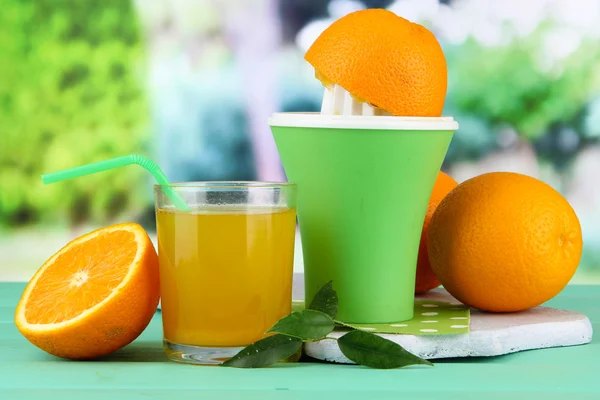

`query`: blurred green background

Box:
[0,0,149,230]
[1,0,600,283]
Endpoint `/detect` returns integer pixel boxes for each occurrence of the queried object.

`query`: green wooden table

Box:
[1,283,597,399]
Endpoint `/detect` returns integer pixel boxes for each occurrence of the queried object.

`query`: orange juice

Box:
[156,205,296,347]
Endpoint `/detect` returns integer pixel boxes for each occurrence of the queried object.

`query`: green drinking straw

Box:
[41,154,190,212]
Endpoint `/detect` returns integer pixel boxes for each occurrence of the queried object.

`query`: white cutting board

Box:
[290,274,593,362]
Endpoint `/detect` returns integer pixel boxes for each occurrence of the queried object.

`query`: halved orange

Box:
[15,223,160,360]
[305,9,448,116]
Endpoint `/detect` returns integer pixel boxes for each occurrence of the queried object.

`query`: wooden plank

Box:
[0,282,598,396]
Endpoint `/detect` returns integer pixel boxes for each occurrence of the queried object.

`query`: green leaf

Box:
[267,310,335,340]
[308,280,338,319]
[337,330,433,369]
[221,334,302,368]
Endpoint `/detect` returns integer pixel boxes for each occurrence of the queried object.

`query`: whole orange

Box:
[415,171,458,294]
[427,172,583,312]
[305,8,447,117]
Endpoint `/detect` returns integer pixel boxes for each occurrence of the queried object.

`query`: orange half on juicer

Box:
[305,8,448,117]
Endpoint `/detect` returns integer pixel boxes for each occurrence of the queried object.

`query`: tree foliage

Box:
[0,0,150,227]
[445,24,600,141]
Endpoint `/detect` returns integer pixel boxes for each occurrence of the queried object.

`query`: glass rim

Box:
[154,181,296,189]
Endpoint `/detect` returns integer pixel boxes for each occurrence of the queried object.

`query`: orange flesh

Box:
[24,230,137,324]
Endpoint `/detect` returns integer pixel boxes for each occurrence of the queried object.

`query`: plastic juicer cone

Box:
[269,112,458,323]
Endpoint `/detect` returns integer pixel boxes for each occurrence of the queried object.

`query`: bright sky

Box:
[296,0,600,69]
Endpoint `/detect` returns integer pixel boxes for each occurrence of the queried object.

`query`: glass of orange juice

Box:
[154,182,297,364]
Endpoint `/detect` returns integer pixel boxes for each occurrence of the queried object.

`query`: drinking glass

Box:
[154,182,297,364]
